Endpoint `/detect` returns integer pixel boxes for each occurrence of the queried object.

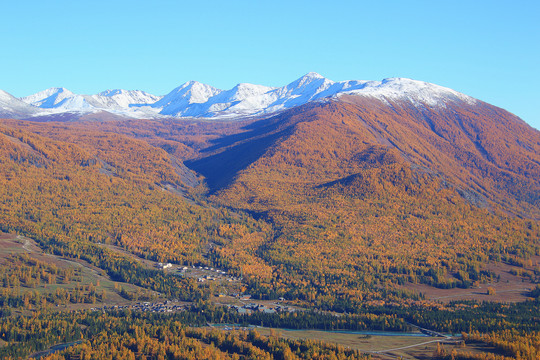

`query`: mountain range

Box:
[1,71,540,343]
[1,78,538,299]
[1,72,477,120]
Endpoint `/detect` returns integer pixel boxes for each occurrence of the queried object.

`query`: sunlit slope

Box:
[187,99,540,302]
[0,123,264,267]
[190,98,540,218]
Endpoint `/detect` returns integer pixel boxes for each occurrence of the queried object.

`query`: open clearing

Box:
[253,328,502,360]
[401,257,539,303]
[0,231,158,309]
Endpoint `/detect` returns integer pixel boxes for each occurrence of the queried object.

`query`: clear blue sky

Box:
[2,0,539,129]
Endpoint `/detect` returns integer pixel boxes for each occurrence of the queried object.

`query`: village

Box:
[82,260,301,319]
[90,299,297,316]
[156,262,242,284]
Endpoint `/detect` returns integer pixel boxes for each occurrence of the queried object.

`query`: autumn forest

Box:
[0,96,539,359]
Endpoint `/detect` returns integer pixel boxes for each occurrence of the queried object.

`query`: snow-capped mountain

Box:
[22,88,94,111]
[153,81,223,117]
[342,77,476,107]
[1,73,477,121]
[0,90,42,118]
[18,87,162,118]
[90,89,162,110]
[149,72,475,118]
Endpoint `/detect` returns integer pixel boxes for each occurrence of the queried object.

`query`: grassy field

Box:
[253,328,503,360]
[400,256,539,303]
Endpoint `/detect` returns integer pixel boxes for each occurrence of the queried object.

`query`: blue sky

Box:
[2,0,539,129]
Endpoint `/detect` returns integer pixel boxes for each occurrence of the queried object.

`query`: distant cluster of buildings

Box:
[90,297,297,318]
[91,301,187,313]
[232,294,285,302]
[182,266,241,283]
[192,265,228,275]
[156,263,173,269]
[231,303,295,315]
[154,263,245,286]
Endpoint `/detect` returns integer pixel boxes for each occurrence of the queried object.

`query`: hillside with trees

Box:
[0,94,539,358]
[186,100,540,307]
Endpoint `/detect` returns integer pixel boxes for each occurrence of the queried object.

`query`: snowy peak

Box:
[154,81,222,117]
[229,83,274,100]
[17,87,166,118]
[166,81,221,104]
[284,72,333,93]
[0,89,17,102]
[304,71,325,79]
[290,72,326,85]
[212,83,274,106]
[92,89,162,108]
[98,89,159,100]
[22,87,77,108]
[340,77,476,106]
[5,73,479,121]
[0,90,41,118]
[297,72,326,83]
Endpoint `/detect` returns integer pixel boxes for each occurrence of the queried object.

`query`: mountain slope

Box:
[183,97,540,303]
[1,92,539,308]
[0,122,269,271]
[188,97,540,218]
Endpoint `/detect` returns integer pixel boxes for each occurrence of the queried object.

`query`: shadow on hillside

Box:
[185,104,320,192]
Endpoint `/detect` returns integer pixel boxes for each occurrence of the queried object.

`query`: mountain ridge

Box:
[1,73,485,121]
